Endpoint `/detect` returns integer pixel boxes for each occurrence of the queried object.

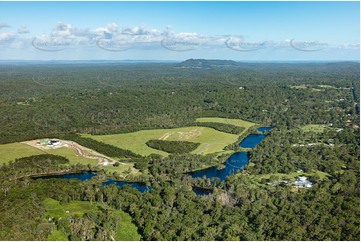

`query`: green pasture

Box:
[44,198,141,241]
[0,142,45,164]
[0,143,132,175]
[301,124,326,133]
[83,126,240,156]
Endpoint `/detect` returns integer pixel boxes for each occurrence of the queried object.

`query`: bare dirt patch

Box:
[159,133,172,140]
[22,139,120,166]
[158,128,202,141]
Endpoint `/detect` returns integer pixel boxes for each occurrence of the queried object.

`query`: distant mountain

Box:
[176,59,240,68]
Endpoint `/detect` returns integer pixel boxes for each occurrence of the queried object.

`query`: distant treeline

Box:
[60,134,141,159]
[146,140,200,154]
[197,122,245,134]
[0,62,358,144]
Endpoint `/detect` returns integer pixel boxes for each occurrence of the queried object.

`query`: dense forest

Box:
[146,140,200,154]
[0,61,358,144]
[0,60,359,241]
[195,122,245,134]
[60,134,141,159]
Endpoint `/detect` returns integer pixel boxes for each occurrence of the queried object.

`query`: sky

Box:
[0,1,359,61]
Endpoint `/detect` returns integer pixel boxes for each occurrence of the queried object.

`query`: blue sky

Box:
[0,1,359,61]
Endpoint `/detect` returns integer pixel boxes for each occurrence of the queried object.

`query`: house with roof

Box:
[294,176,313,188]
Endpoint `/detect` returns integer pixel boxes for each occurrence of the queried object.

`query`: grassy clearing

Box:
[301,124,326,133]
[44,198,141,241]
[63,200,103,217]
[44,198,104,218]
[47,147,97,166]
[114,210,142,241]
[44,198,66,219]
[318,85,350,90]
[0,143,96,166]
[101,162,135,173]
[0,143,45,164]
[83,126,240,156]
[0,142,134,175]
[289,85,308,89]
[47,229,68,241]
[47,148,135,175]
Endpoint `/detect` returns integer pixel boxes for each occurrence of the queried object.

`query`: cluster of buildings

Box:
[36,139,61,147]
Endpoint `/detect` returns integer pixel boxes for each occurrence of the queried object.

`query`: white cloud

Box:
[51,22,74,38]
[18,25,30,34]
[337,43,360,50]
[0,31,15,41]
[0,21,358,57]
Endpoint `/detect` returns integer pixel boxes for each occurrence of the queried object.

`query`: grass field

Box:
[1,117,255,168]
[83,126,240,156]
[84,118,255,156]
[114,209,142,241]
[301,124,326,133]
[0,143,97,165]
[0,142,45,164]
[47,229,68,241]
[0,142,133,175]
[44,198,141,241]
[0,143,104,168]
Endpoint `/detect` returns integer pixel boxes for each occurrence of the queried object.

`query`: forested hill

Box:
[176,59,360,71]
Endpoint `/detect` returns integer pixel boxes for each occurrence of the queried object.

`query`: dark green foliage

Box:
[0,154,72,181]
[0,61,359,241]
[0,62,359,143]
[61,134,141,158]
[9,154,69,169]
[249,128,359,175]
[196,122,245,134]
[58,207,131,241]
[0,156,85,240]
[146,140,200,154]
[148,153,222,177]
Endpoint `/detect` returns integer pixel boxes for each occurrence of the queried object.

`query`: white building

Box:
[294,176,313,188]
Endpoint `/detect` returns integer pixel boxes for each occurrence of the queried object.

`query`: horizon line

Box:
[0,59,359,63]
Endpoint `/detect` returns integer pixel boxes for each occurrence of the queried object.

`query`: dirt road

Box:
[22,139,119,166]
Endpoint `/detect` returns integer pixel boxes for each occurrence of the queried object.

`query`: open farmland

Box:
[0,142,45,164]
[0,140,133,174]
[83,124,250,156]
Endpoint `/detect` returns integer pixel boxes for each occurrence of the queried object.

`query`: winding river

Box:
[188,127,272,183]
[34,127,272,194]
[34,173,150,193]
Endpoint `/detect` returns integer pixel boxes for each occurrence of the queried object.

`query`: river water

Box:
[34,127,272,194]
[188,127,272,183]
